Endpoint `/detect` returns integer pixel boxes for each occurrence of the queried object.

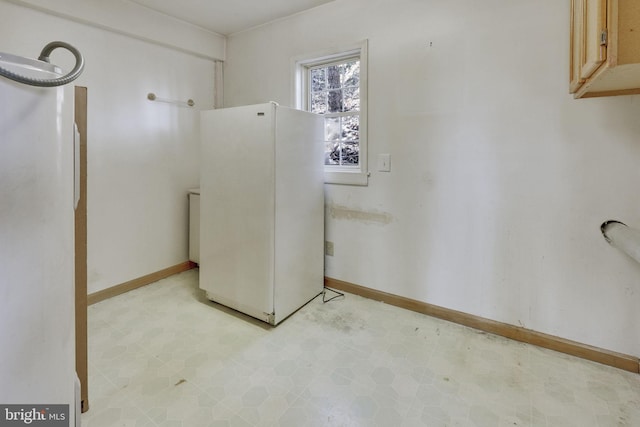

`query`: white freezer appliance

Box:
[200,102,324,325]
[0,44,83,415]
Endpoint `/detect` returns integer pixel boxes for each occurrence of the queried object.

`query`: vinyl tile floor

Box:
[82,269,640,426]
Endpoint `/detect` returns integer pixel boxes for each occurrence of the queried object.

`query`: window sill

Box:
[324,169,369,186]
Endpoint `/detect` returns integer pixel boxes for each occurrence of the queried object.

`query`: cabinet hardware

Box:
[600,30,608,46]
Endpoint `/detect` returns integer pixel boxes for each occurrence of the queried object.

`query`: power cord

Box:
[322,287,345,303]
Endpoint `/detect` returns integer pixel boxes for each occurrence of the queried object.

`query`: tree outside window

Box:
[308,59,361,167]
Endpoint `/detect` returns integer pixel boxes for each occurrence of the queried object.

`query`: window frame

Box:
[293,40,369,186]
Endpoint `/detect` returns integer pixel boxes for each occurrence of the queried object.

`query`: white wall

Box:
[224,0,640,356]
[0,0,216,293]
[5,0,225,60]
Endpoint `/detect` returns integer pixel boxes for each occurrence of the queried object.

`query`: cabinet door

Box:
[570,0,607,93]
[570,0,584,93]
[580,0,607,80]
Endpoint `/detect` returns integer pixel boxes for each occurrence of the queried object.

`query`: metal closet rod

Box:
[147,92,195,107]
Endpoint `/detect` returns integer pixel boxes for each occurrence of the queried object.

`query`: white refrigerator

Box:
[0,45,82,419]
[200,102,324,325]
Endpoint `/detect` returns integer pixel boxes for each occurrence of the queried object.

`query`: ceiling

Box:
[130,0,335,36]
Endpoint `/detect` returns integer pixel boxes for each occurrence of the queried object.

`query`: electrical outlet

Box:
[325,241,334,256]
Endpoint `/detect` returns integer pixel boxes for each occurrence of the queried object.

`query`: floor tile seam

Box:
[409,396,440,422]
[135,406,163,427]
[298,374,416,413]
[180,359,280,395]
[299,387,413,423]
[162,371,228,409]
[334,328,441,356]
[458,386,538,407]
[325,347,437,384]
[164,350,239,373]
[287,385,340,417]
[87,320,160,347]
[231,398,299,427]
[93,304,206,349]
[323,366,428,403]
[95,354,187,402]
[84,352,154,389]
[313,332,437,368]
[214,393,274,427]
[81,383,162,427]
[178,328,250,353]
[78,370,122,423]
[269,394,319,427]
[85,316,114,329]
[111,376,208,425]
[225,365,312,403]
[126,396,174,427]
[104,342,171,370]
[90,311,160,339]
[457,392,538,416]
[143,332,228,362]
[231,376,318,412]
[318,333,380,356]
[81,405,159,427]
[90,365,125,393]
[138,353,209,390]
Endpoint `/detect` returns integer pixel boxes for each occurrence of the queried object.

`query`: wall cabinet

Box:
[570,0,640,98]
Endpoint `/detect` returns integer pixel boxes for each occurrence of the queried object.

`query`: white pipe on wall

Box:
[601,220,640,265]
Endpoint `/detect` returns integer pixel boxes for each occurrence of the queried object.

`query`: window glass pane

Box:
[310,68,326,92]
[343,87,359,112]
[325,117,340,141]
[341,141,359,165]
[327,89,343,113]
[342,115,359,141]
[326,65,341,89]
[325,141,339,165]
[311,92,327,114]
[341,60,360,87]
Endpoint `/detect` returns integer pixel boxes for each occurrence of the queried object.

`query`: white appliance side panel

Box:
[273,107,325,324]
[0,81,75,404]
[200,103,276,321]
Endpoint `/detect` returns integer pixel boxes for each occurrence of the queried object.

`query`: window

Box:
[294,41,368,186]
[309,58,360,167]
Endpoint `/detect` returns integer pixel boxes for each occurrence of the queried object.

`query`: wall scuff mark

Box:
[327,204,393,225]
